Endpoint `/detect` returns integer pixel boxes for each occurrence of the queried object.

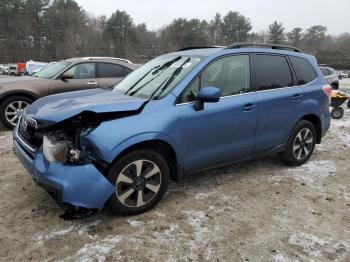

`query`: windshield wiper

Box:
[123,66,160,95]
[152,56,182,75]
[148,57,191,100]
[127,56,182,97]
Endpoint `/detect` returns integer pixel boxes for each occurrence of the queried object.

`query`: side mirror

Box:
[194,87,221,111]
[61,72,74,81]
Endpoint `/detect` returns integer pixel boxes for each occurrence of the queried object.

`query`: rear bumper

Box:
[13,131,115,210]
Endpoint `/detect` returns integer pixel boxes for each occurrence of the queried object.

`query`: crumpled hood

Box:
[25,88,147,125]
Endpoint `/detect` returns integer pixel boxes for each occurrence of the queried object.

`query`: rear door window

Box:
[254,55,293,91]
[99,63,129,78]
[290,56,318,85]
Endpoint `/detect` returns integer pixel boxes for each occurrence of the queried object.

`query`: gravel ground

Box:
[0,82,350,261]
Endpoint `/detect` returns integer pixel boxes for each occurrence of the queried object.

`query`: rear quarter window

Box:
[254,55,293,91]
[290,56,318,85]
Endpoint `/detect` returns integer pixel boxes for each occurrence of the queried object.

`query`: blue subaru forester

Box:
[13,43,331,215]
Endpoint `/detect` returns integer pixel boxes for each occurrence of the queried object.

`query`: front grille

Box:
[18,117,43,150]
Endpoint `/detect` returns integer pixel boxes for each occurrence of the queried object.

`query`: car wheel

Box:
[107,150,169,215]
[0,96,33,129]
[331,107,344,119]
[280,120,316,166]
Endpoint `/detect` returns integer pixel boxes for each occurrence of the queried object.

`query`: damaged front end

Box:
[13,107,145,217]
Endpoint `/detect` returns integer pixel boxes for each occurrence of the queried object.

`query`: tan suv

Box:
[0,57,138,128]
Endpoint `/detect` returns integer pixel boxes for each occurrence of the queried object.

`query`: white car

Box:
[320,66,339,90]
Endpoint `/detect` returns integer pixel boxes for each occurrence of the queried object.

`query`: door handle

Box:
[292,93,302,102]
[242,104,256,112]
[87,81,98,86]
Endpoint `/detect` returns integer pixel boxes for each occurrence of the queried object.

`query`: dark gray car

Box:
[0,57,138,128]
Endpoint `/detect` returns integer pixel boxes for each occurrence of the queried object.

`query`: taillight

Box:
[323,85,332,99]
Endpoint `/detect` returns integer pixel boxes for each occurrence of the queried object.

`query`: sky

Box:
[75,0,350,35]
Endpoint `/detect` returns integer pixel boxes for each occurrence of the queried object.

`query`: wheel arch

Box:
[0,91,37,104]
[299,114,322,143]
[110,138,183,182]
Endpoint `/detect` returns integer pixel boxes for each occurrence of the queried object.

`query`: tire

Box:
[106,150,169,215]
[0,96,33,129]
[331,107,344,119]
[280,120,316,166]
[347,99,350,109]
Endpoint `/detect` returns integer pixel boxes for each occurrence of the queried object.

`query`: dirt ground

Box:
[0,81,350,261]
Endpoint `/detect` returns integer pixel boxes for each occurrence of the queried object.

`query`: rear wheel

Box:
[331,107,344,119]
[280,120,316,166]
[0,96,33,129]
[107,150,169,215]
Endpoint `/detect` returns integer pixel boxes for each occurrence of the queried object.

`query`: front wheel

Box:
[280,120,316,166]
[0,96,33,129]
[107,150,169,215]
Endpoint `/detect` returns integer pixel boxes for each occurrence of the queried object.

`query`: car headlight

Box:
[43,135,81,163]
[43,135,69,162]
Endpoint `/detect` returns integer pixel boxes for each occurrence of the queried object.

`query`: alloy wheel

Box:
[292,128,314,161]
[5,100,29,126]
[116,159,161,207]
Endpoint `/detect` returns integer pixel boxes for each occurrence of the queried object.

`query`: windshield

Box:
[113,55,203,99]
[33,62,70,79]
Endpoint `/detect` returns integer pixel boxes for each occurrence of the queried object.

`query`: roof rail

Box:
[81,57,133,63]
[177,46,224,51]
[225,43,302,53]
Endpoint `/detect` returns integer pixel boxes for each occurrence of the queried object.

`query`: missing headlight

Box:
[43,135,81,163]
[43,135,69,162]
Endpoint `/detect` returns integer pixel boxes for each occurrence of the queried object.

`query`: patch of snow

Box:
[37,225,75,242]
[195,192,210,200]
[66,235,122,262]
[288,232,327,257]
[183,210,213,260]
[126,219,144,227]
[341,133,350,147]
[331,111,350,128]
[152,223,180,248]
[77,220,102,240]
[165,256,178,262]
[287,232,350,260]
[36,220,101,243]
[270,160,336,185]
[273,253,289,262]
[150,211,166,217]
[185,210,206,228]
